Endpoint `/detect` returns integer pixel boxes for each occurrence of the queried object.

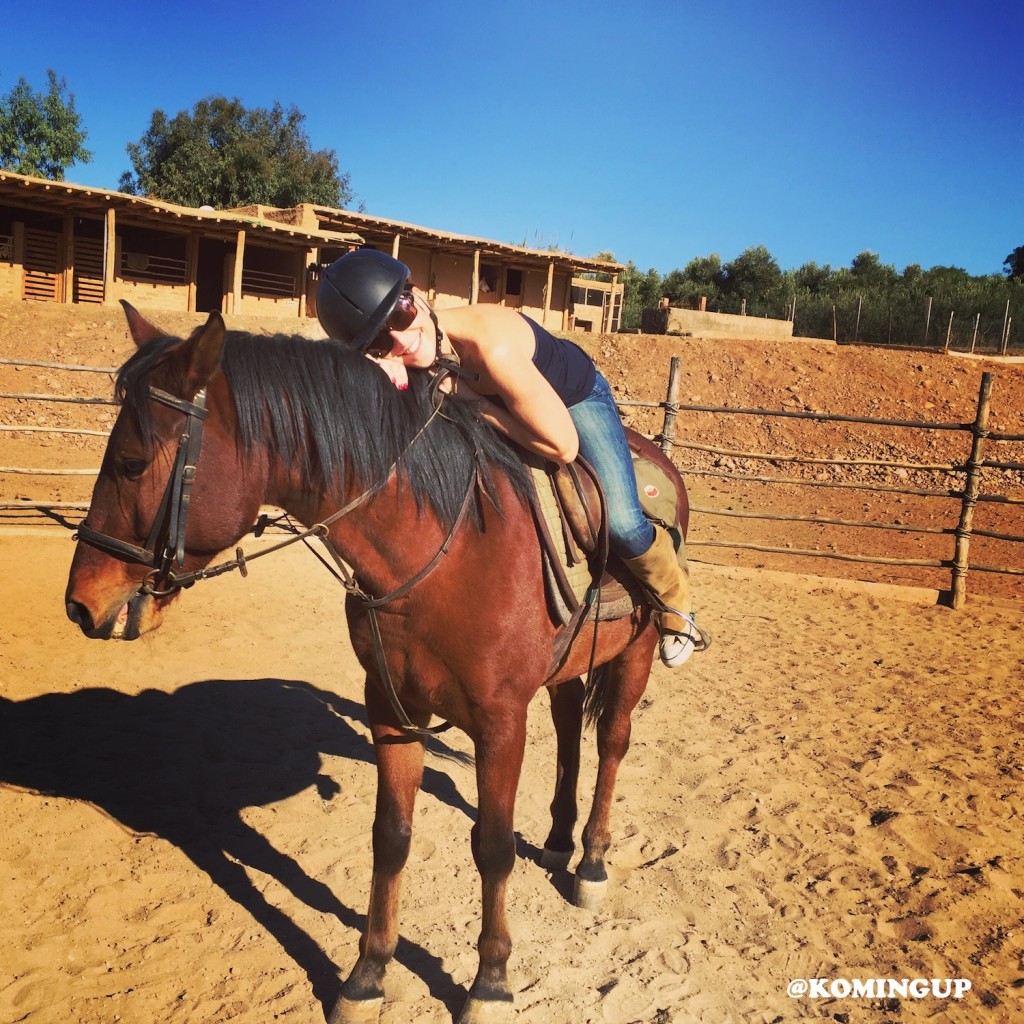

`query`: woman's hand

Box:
[370,355,409,390]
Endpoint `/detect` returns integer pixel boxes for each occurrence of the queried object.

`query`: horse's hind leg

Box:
[329,685,426,1024]
[540,677,584,871]
[575,636,656,911]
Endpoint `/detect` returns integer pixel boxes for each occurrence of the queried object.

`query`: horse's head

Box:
[65,302,252,640]
[66,300,533,640]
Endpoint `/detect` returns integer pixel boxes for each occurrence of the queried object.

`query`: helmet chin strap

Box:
[427,307,479,382]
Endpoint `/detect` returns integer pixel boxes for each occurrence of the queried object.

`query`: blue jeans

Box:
[568,371,655,559]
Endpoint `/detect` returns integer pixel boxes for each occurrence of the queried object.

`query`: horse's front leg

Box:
[328,682,426,1024]
[540,677,584,871]
[459,711,528,1024]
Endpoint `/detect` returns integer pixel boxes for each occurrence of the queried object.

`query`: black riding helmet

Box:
[317,249,410,352]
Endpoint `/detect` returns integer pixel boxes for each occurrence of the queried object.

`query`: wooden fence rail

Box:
[0,357,118,374]
[642,358,1022,607]
[0,392,116,405]
[2,356,1023,606]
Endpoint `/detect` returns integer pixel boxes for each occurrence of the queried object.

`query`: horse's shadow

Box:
[0,678,476,1017]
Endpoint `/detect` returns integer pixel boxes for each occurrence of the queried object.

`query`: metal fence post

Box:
[659,356,681,456]
[950,372,992,609]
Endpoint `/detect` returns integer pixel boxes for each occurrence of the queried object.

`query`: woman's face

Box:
[365,290,437,368]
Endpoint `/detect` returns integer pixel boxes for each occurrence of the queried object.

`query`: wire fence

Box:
[677,294,1020,355]
[793,294,1017,354]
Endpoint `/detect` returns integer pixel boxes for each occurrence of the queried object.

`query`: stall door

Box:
[73,236,105,304]
[23,228,61,302]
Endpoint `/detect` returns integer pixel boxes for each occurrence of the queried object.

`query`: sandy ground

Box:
[2,530,1023,1024]
[2,301,1024,1023]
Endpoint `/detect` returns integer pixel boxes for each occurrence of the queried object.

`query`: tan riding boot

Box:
[623,525,709,667]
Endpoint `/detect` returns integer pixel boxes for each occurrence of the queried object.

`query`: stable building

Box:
[298,205,623,333]
[0,171,623,333]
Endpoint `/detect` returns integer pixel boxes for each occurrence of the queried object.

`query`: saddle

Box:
[525,428,688,629]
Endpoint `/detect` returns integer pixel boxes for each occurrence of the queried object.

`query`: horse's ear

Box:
[120,300,166,348]
[186,310,226,390]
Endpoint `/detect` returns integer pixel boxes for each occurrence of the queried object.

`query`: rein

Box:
[75,380,462,737]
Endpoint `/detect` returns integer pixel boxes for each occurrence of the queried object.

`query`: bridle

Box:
[75,386,209,598]
[74,378,469,736]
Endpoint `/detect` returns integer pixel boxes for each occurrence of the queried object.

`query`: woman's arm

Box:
[454,381,578,463]
[441,306,579,464]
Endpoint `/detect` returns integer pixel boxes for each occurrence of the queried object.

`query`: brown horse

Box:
[64,303,690,1024]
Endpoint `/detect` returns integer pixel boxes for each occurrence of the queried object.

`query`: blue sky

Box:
[5,0,1021,277]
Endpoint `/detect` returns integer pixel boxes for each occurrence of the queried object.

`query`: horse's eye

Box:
[119,458,148,479]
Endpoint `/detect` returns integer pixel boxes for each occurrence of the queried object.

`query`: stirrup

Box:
[658,612,711,668]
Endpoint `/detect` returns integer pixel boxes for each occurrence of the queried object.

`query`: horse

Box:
[64,302,691,1024]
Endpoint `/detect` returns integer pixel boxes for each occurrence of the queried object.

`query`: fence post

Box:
[950,372,992,609]
[659,356,681,456]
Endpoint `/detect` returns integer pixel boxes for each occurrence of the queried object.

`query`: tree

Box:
[901,263,923,285]
[0,70,91,180]
[660,268,689,307]
[850,250,898,290]
[1004,246,1024,280]
[920,265,972,291]
[120,96,352,209]
[657,255,725,310]
[620,261,663,328]
[792,260,833,293]
[682,254,725,293]
[580,250,618,282]
[722,245,782,302]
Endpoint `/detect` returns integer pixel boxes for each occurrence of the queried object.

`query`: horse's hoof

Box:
[457,996,515,1024]
[539,846,573,871]
[327,995,384,1024]
[573,874,608,911]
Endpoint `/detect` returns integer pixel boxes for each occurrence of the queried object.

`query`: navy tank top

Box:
[524,315,596,407]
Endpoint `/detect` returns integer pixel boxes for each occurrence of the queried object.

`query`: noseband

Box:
[75,386,208,596]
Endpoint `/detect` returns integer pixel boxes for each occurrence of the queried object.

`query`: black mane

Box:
[116,329,530,529]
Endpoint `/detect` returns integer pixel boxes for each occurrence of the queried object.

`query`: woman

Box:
[316,248,705,666]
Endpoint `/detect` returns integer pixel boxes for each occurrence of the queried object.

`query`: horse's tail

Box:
[582,663,611,728]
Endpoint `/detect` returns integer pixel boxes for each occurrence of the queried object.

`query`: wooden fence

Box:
[2,355,1023,608]
[625,358,1023,608]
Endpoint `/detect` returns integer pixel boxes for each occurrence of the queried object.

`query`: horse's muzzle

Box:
[66,592,152,641]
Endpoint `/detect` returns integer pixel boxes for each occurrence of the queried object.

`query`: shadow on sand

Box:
[0,677,479,1017]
